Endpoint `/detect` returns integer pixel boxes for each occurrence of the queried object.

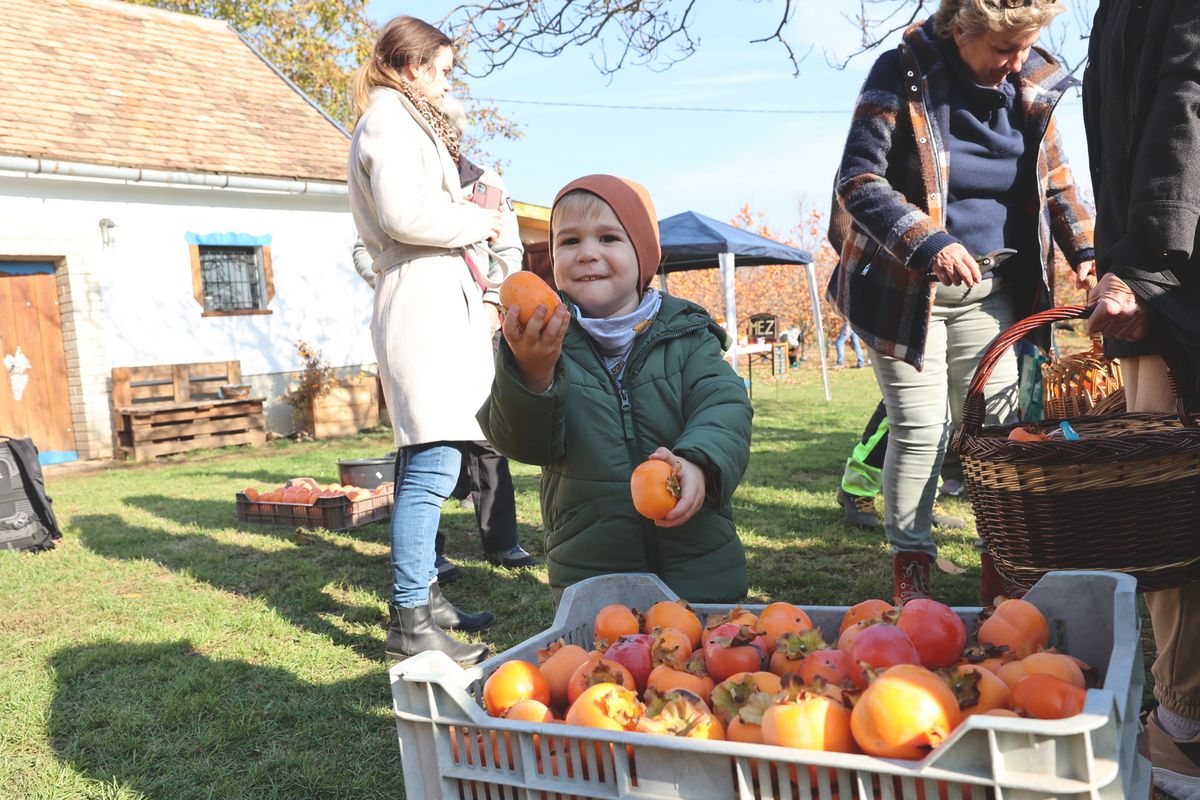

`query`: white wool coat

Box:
[348,87,508,447]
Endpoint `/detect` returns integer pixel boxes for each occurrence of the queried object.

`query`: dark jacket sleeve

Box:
[1042,116,1096,266]
[670,329,753,506]
[1117,1,1200,267]
[477,339,568,467]
[836,49,954,270]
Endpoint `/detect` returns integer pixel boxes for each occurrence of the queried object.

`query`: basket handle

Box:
[962,304,1194,432]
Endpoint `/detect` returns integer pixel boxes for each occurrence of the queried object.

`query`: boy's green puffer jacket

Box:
[478,293,752,603]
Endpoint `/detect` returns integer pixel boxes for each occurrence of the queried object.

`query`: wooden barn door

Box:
[0,262,75,462]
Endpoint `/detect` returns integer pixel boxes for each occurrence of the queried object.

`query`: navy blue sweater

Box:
[913,42,1039,273]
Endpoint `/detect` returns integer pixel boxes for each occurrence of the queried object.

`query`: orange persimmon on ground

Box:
[499,271,560,326]
[630,459,680,520]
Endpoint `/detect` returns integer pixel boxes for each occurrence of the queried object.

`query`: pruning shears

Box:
[926,247,1018,282]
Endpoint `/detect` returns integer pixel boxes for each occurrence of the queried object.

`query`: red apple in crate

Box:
[604,634,654,693]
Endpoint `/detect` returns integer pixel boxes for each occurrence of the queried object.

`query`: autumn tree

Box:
[665,202,842,365]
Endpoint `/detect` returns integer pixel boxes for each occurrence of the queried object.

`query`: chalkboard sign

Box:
[772,343,789,376]
[747,313,777,342]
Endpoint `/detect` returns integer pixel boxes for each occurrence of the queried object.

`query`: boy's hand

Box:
[502,302,569,393]
[647,447,705,528]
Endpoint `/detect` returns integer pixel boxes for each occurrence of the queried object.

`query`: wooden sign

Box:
[747,313,777,342]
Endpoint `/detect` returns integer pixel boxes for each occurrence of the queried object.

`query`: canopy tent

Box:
[657,211,830,400]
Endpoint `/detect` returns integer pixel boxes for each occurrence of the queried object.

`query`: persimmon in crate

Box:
[237,477,392,530]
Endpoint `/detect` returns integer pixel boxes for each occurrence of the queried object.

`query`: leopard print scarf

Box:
[398,79,461,162]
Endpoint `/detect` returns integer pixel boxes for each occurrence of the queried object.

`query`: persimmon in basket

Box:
[499,271,560,326]
[630,459,680,520]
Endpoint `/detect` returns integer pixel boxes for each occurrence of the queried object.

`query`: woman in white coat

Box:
[348,16,502,665]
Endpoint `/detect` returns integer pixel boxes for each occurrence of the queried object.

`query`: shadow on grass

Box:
[76,509,389,659]
[75,497,556,658]
[48,640,404,799]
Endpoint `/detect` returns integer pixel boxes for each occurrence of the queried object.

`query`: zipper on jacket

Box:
[624,323,710,382]
[575,324,662,575]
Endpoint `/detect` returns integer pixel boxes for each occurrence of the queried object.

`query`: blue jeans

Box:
[391,443,463,607]
[835,326,864,367]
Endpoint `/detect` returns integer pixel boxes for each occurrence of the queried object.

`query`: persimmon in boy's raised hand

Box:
[499,271,560,326]
[502,301,569,394]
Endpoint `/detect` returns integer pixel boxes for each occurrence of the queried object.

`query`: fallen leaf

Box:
[935,557,966,575]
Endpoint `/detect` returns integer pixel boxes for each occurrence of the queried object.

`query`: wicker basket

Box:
[1042,333,1124,419]
[955,304,1200,593]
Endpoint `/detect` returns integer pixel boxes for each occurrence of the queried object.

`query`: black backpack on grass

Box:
[0,436,62,552]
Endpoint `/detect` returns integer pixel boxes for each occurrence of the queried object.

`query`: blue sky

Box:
[366,1,1095,234]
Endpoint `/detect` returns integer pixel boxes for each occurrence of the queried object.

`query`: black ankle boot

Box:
[428,581,495,632]
[385,603,489,666]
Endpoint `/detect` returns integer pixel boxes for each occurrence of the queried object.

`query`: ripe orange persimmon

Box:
[1011,673,1086,719]
[710,671,781,725]
[564,683,644,731]
[594,604,641,649]
[701,606,758,647]
[996,651,1085,691]
[1007,426,1049,442]
[754,601,814,653]
[646,654,715,705]
[537,641,592,711]
[947,664,1010,717]
[796,647,855,687]
[977,599,1049,658]
[762,690,858,754]
[650,627,694,669]
[630,459,679,520]
[840,598,895,635]
[637,693,725,740]
[483,660,551,717]
[566,656,636,706]
[499,271,560,326]
[643,600,702,648]
[850,664,961,759]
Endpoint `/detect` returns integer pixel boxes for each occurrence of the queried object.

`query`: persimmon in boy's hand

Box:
[503,302,569,394]
[646,447,705,529]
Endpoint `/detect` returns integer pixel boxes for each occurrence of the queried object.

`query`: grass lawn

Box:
[0,366,1149,798]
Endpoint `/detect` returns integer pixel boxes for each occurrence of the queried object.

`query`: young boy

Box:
[478,174,752,603]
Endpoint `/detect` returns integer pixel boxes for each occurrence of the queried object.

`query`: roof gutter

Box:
[0,156,347,197]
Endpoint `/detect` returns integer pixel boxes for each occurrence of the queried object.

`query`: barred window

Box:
[187,236,274,316]
[199,246,265,312]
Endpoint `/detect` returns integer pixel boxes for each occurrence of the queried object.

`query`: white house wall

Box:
[0,174,376,457]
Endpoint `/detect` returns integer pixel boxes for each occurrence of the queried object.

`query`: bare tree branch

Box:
[440,1,1095,81]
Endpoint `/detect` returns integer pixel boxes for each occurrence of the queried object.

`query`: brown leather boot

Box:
[892,551,933,606]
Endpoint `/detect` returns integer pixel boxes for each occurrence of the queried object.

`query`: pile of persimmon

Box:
[242,476,388,506]
[476,594,1096,764]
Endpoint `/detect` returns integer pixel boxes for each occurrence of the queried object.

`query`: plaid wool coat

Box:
[828,20,1095,369]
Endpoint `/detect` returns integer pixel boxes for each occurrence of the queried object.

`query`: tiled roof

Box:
[0,0,349,182]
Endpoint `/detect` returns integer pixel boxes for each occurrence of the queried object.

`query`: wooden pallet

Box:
[112,361,267,460]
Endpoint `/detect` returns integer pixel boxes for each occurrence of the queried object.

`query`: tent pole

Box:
[806,262,832,401]
[719,252,738,368]
[658,271,669,293]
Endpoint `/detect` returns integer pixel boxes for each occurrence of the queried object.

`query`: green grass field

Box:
[0,366,1153,798]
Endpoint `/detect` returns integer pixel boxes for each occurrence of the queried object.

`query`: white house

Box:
[0,0,380,461]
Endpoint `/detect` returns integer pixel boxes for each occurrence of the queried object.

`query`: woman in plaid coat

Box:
[828,0,1094,605]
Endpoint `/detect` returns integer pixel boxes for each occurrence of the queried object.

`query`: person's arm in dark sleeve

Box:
[477,339,567,467]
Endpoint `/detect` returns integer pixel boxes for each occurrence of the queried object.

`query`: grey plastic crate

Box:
[390,571,1150,799]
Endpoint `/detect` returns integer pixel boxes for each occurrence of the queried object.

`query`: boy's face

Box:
[552,201,641,318]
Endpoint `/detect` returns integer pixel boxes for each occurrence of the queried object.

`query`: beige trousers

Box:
[1126,355,1200,718]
